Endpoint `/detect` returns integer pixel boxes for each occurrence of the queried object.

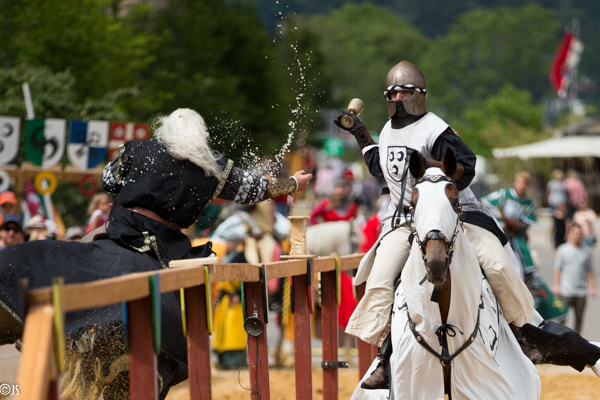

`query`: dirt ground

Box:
[166,365,600,400]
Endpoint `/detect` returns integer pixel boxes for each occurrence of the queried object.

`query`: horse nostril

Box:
[431,277,444,285]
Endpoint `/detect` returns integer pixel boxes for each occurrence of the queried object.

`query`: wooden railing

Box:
[15,252,377,400]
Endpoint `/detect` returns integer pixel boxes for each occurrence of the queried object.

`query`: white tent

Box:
[492,136,600,159]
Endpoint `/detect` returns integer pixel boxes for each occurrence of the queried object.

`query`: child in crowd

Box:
[85,193,111,234]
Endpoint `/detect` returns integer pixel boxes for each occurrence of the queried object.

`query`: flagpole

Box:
[568,17,580,136]
[22,83,35,120]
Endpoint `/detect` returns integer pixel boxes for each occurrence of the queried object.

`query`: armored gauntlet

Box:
[267,177,297,198]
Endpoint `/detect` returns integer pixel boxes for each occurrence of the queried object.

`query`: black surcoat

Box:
[0,139,273,399]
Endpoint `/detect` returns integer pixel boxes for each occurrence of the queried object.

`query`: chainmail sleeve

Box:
[101,144,131,194]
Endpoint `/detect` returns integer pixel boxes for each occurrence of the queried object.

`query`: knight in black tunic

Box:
[0,108,313,399]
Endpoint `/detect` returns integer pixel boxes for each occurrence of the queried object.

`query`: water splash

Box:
[270,8,321,176]
[207,5,320,178]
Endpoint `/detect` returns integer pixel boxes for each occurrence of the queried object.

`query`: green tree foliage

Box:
[0,0,153,104]
[420,4,561,117]
[133,0,288,159]
[452,84,547,156]
[300,3,428,128]
[0,65,78,119]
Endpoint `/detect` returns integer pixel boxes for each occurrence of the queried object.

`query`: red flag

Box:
[550,30,584,98]
[108,122,149,160]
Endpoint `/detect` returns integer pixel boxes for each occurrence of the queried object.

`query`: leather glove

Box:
[334,111,363,134]
[333,110,375,150]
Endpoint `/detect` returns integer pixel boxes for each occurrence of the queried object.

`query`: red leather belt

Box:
[125,207,182,231]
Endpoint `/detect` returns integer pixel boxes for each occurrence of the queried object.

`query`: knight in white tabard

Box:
[335,61,535,389]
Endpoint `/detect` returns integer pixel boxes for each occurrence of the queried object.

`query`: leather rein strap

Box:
[406,306,480,399]
[391,151,413,229]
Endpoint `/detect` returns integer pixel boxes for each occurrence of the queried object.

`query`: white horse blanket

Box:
[351,232,541,400]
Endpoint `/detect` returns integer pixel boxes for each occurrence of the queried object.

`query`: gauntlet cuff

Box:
[351,124,376,150]
[267,177,296,198]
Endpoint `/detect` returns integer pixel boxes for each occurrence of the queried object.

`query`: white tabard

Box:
[355,112,448,285]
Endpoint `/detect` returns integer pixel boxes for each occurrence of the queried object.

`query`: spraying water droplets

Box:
[204,7,321,178]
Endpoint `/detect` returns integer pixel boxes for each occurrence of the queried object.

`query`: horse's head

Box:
[409,149,461,286]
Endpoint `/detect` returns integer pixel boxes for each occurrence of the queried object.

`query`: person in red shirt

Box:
[359,195,390,253]
[309,173,358,225]
[309,170,360,359]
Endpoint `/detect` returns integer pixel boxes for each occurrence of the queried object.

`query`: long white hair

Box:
[153,108,222,178]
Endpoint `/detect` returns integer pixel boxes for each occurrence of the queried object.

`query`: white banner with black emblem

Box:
[0,117,21,165]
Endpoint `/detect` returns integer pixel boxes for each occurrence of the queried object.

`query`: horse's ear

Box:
[442,149,457,179]
[410,150,426,180]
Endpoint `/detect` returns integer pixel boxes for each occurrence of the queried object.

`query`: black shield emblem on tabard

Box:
[386,146,408,183]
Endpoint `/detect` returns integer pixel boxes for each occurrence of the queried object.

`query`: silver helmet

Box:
[384,61,427,118]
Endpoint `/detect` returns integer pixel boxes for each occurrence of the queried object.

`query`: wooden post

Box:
[281,216,313,259]
[47,367,59,400]
[186,284,212,400]
[279,215,314,398]
[293,271,313,400]
[355,283,377,378]
[128,296,158,400]
[321,270,339,400]
[17,304,55,400]
[244,281,271,400]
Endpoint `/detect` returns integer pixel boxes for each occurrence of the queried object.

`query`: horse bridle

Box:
[405,174,478,399]
[410,175,463,267]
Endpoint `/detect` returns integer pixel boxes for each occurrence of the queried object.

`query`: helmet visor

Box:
[384,84,427,101]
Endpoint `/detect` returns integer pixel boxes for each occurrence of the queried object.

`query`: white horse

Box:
[306,219,364,257]
[352,150,541,400]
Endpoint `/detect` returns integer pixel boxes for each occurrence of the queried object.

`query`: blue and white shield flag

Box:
[67,120,109,170]
[0,116,21,165]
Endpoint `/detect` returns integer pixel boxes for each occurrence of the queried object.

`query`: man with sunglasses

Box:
[0,214,24,250]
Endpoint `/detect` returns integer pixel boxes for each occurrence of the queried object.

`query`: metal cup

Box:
[341,98,365,128]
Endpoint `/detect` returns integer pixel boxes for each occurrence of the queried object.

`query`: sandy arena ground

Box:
[166,365,600,400]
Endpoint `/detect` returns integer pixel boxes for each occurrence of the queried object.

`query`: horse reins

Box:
[391,149,414,229]
[406,306,481,399]
[405,174,476,399]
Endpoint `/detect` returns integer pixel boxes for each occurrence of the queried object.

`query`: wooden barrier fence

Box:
[15,253,377,400]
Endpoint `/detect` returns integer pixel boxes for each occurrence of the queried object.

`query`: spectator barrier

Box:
[15,217,376,400]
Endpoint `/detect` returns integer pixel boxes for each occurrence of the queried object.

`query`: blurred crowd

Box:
[545,169,596,333]
[0,157,597,367]
[481,168,596,334]
[0,190,107,251]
